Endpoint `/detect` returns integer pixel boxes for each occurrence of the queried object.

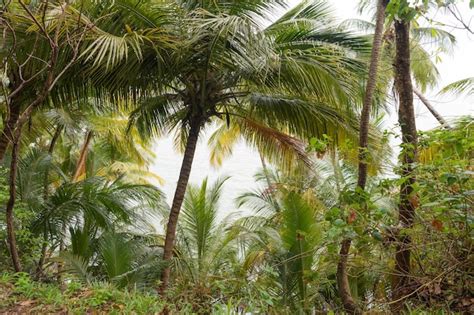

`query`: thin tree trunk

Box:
[48,125,63,155]
[57,224,66,287]
[413,88,450,129]
[391,20,418,313]
[337,1,388,313]
[0,99,21,162]
[357,0,389,190]
[43,125,63,198]
[5,134,22,272]
[72,130,93,182]
[5,64,59,272]
[2,18,76,272]
[159,117,202,294]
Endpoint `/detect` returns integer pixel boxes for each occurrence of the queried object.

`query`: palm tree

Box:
[37,177,164,287]
[158,177,246,310]
[11,97,163,275]
[340,3,457,310]
[121,0,374,292]
[337,1,389,313]
[174,177,237,286]
[237,184,324,312]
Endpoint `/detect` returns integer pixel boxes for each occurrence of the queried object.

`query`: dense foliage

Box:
[1,0,472,314]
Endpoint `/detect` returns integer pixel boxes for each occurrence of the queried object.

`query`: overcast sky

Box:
[150,1,474,219]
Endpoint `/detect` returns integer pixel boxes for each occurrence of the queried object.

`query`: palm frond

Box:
[439,77,474,96]
[60,252,94,284]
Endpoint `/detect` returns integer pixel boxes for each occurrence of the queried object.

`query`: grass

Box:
[0,273,167,314]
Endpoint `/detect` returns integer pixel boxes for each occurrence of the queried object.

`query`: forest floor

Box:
[0,273,166,314]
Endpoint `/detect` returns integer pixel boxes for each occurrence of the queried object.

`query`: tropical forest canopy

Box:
[0,0,473,314]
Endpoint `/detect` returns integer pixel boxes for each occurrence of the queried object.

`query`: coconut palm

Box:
[337,3,457,310]
[338,1,389,312]
[118,0,377,292]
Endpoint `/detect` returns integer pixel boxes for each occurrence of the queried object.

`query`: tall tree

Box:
[392,18,418,312]
[383,0,423,310]
[337,1,388,313]
[120,0,372,293]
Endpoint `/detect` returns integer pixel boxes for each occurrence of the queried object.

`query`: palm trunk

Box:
[337,1,388,313]
[159,117,202,294]
[0,99,21,162]
[357,0,389,190]
[337,239,358,313]
[391,20,418,313]
[413,88,450,129]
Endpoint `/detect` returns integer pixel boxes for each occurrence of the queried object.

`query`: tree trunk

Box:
[5,134,23,272]
[159,117,202,294]
[48,125,63,155]
[337,238,358,314]
[0,99,21,162]
[43,125,63,199]
[4,75,58,273]
[337,1,388,313]
[413,88,450,129]
[357,0,389,190]
[72,130,93,182]
[35,228,49,279]
[391,20,418,313]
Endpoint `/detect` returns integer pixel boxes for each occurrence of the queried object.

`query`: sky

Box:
[150,0,474,220]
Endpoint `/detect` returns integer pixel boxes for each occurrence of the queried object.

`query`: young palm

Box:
[34,176,163,286]
[168,177,242,303]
